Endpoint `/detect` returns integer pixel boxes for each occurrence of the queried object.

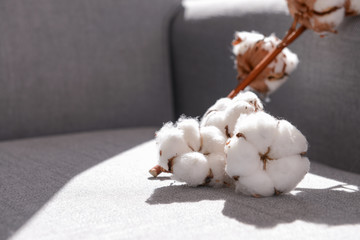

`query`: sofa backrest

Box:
[171,0,360,173]
[0,0,180,140]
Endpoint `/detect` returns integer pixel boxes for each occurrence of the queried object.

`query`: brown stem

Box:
[149,165,169,177]
[227,24,307,99]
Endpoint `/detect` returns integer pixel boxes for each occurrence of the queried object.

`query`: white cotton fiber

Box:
[177,117,201,151]
[225,137,261,177]
[233,31,264,55]
[316,7,345,30]
[267,155,310,193]
[223,101,255,135]
[200,126,226,154]
[172,152,210,186]
[287,0,348,33]
[206,153,228,187]
[201,110,227,132]
[234,112,278,154]
[347,0,360,14]
[270,120,308,159]
[283,48,300,73]
[313,0,345,12]
[204,97,232,113]
[235,170,275,197]
[201,91,263,137]
[155,123,191,170]
[224,110,310,197]
[265,78,288,94]
[232,91,264,111]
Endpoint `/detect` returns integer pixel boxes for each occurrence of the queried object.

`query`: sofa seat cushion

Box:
[1,127,359,239]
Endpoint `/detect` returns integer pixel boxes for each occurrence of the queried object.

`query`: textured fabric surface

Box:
[170,0,360,173]
[0,0,181,141]
[0,128,359,239]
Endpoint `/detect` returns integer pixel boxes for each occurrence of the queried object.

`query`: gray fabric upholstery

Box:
[0,127,158,239]
[1,128,359,239]
[170,0,360,173]
[0,0,181,141]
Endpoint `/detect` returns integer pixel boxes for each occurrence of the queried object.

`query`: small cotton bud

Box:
[177,116,201,151]
[200,126,226,154]
[201,91,263,136]
[155,122,191,170]
[172,152,210,186]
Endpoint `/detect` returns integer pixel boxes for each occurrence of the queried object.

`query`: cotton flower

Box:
[155,117,229,187]
[154,92,310,197]
[201,91,263,137]
[286,0,346,33]
[225,111,310,197]
[232,32,299,95]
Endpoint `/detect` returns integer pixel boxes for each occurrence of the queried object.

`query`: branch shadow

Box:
[146,182,360,228]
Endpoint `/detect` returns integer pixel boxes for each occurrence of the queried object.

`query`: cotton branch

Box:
[227,22,307,99]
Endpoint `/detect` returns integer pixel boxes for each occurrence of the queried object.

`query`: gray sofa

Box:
[1,0,359,239]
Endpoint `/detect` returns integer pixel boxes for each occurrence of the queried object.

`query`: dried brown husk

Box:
[234,38,287,93]
[286,0,343,33]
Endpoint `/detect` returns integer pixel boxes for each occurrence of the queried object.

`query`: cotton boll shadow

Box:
[147,184,360,228]
[223,185,360,228]
[146,185,233,205]
[147,176,172,181]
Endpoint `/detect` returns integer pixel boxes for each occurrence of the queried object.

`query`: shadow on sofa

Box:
[147,172,360,228]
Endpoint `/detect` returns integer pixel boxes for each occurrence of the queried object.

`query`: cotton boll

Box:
[270,120,308,159]
[177,117,201,151]
[172,152,210,187]
[206,153,227,187]
[200,126,226,154]
[223,101,255,135]
[232,91,264,112]
[201,110,227,131]
[225,137,260,178]
[235,170,275,197]
[200,98,230,129]
[267,155,310,193]
[155,123,191,170]
[234,112,279,154]
[204,97,232,114]
[234,90,263,109]
[202,91,262,136]
[233,32,298,95]
[345,0,360,15]
[287,0,346,33]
